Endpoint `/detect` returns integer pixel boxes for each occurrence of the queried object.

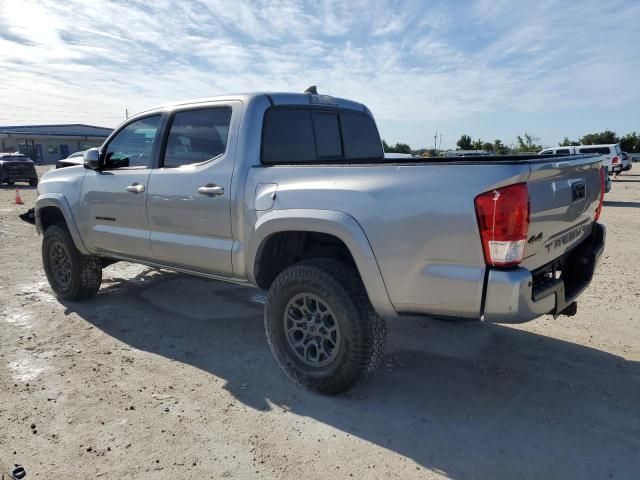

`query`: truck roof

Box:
[137,92,368,116]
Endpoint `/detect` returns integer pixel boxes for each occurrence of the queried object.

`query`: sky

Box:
[0,0,639,150]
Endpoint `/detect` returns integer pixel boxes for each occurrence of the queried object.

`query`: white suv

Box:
[539,144,623,174]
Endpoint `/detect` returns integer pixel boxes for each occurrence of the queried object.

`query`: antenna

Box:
[304,85,318,94]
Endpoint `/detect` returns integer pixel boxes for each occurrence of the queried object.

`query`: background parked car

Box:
[0,152,38,186]
[55,151,85,169]
[621,152,632,171]
[539,144,623,174]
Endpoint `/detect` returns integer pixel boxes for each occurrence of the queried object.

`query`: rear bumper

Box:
[483,223,605,323]
[0,167,38,182]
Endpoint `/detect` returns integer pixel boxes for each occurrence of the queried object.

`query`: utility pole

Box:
[125,108,129,119]
[434,130,438,151]
[439,133,443,151]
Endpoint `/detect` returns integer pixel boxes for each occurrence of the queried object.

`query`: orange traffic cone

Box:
[15,188,24,205]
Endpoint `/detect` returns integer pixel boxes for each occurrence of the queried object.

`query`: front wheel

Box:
[265,259,386,394]
[42,224,102,300]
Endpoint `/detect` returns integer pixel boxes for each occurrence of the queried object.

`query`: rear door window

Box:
[556,148,570,154]
[162,107,232,168]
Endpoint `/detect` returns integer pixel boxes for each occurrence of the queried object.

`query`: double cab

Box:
[34,91,606,393]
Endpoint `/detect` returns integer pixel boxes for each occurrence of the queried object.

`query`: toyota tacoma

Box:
[33,90,606,393]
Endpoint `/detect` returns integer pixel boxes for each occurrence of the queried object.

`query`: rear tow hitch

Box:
[558,301,578,317]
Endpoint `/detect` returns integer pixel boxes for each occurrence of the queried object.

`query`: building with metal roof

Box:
[0,124,113,164]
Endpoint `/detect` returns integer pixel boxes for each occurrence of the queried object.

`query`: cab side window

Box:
[162,108,232,168]
[104,115,161,169]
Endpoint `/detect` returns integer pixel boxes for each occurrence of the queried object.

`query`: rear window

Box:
[556,148,570,154]
[261,107,383,164]
[312,111,342,159]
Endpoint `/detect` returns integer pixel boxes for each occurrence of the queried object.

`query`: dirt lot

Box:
[1,165,639,479]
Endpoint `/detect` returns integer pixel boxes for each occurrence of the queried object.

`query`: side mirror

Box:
[83,148,102,170]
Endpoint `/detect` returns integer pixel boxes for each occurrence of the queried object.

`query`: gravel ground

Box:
[1,165,639,479]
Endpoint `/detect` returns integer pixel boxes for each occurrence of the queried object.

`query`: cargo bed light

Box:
[475,183,530,267]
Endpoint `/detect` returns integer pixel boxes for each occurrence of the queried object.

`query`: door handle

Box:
[126,183,145,193]
[198,184,224,196]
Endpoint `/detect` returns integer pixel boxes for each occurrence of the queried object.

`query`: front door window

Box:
[104,115,161,169]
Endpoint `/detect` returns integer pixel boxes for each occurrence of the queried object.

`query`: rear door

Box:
[523,155,602,270]
[80,114,163,259]
[146,103,239,277]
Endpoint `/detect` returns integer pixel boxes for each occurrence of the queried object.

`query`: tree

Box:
[382,140,412,154]
[493,139,508,154]
[457,134,473,150]
[471,139,485,151]
[580,130,619,145]
[482,142,494,152]
[515,132,542,153]
[392,142,412,154]
[559,137,579,146]
[620,132,640,153]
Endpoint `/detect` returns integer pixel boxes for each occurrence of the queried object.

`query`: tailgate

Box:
[523,155,602,270]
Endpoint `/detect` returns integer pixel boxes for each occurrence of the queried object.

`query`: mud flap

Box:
[19,208,36,225]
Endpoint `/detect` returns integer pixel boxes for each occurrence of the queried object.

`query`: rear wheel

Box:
[42,224,102,300]
[265,259,385,394]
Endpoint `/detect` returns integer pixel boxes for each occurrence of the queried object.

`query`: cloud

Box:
[0,0,638,147]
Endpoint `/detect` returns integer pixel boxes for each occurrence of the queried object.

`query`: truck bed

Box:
[249,153,604,320]
[269,153,599,166]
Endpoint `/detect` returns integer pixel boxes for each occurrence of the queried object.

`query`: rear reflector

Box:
[595,167,606,221]
[612,156,619,164]
[475,183,530,267]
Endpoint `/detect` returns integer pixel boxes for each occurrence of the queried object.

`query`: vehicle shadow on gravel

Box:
[63,269,640,480]
[604,200,640,208]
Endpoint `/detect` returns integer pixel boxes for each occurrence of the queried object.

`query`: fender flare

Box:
[247,209,397,319]
[35,193,90,255]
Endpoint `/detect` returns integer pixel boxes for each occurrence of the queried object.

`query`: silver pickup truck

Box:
[34,90,606,394]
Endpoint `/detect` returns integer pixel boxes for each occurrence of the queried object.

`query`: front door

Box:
[79,115,162,259]
[146,104,238,276]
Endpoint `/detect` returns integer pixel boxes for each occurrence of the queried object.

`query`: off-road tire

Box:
[265,259,386,394]
[42,224,102,300]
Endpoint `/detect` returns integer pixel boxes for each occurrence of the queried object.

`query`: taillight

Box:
[612,156,619,164]
[475,183,530,267]
[594,167,605,221]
